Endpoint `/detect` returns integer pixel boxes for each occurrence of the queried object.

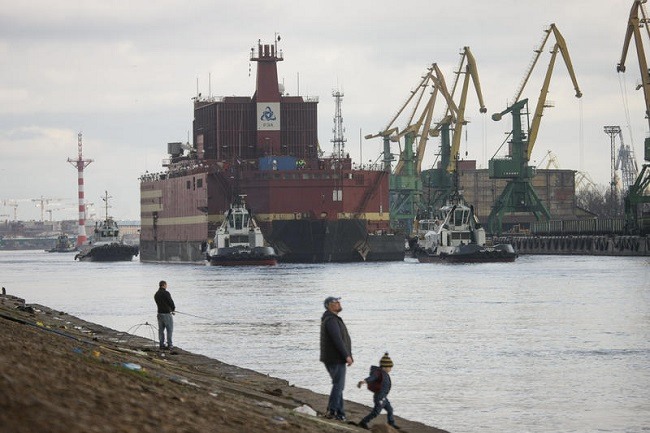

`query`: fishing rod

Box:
[174,311,213,321]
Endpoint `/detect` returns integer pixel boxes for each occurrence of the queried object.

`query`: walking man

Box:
[154,280,175,350]
[320,296,353,421]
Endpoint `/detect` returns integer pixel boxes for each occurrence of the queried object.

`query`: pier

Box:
[493,235,650,256]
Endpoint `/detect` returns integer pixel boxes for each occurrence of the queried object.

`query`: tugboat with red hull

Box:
[205,195,277,266]
[139,38,405,263]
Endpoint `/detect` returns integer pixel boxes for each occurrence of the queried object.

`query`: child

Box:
[356,352,400,430]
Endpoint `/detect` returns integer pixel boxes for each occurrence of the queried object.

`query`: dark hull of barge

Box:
[139,158,405,264]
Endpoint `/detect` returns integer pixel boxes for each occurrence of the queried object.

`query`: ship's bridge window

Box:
[420,221,436,231]
[231,213,245,230]
[452,209,469,226]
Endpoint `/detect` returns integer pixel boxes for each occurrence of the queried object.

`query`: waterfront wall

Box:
[493,235,650,256]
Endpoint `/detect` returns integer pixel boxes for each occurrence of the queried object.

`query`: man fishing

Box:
[154,280,176,350]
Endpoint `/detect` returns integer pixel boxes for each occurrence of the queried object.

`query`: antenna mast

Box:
[331,90,347,159]
[67,132,93,246]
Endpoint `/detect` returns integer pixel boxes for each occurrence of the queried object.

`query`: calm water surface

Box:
[2,251,648,433]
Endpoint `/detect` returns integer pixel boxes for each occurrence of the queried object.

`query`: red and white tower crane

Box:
[67,132,93,247]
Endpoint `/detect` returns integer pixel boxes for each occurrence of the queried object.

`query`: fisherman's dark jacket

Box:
[320,310,352,364]
[154,288,175,314]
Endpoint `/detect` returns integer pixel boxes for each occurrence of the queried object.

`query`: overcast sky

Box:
[1,0,647,221]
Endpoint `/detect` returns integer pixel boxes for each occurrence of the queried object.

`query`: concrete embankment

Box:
[493,235,650,256]
[0,293,447,433]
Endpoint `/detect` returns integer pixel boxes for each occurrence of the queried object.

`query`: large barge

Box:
[139,39,405,263]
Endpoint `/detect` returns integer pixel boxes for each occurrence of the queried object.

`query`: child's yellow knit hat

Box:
[380,352,394,368]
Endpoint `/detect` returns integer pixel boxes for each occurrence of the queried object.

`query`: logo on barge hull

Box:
[257,103,280,130]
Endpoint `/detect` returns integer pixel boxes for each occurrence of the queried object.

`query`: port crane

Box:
[421,47,487,213]
[538,150,560,169]
[575,170,599,194]
[32,196,66,222]
[365,63,457,232]
[487,23,582,234]
[617,0,650,235]
[616,134,639,194]
[366,50,486,232]
[604,125,639,210]
[2,199,32,221]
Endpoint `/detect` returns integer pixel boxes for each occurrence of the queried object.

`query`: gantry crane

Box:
[365,63,457,233]
[2,199,32,221]
[604,125,639,210]
[487,23,582,234]
[617,0,650,235]
[421,47,487,214]
[616,134,639,193]
[31,196,65,222]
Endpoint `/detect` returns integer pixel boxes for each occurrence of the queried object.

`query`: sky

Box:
[1,0,648,221]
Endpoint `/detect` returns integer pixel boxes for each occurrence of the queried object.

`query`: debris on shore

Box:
[0,293,448,433]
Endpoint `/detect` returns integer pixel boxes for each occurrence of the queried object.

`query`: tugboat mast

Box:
[101,190,112,222]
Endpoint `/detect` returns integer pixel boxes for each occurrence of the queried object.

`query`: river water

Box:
[1,250,648,433]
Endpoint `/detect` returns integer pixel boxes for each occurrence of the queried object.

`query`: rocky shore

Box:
[0,293,448,433]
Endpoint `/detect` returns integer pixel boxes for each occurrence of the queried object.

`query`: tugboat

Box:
[413,189,517,264]
[47,234,77,253]
[74,191,139,262]
[205,195,277,266]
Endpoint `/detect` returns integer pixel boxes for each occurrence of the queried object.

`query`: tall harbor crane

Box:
[604,125,639,209]
[538,150,560,169]
[31,196,65,222]
[616,134,639,193]
[365,63,457,232]
[2,199,32,221]
[421,47,487,213]
[447,47,488,174]
[487,23,582,234]
[617,0,650,234]
[575,170,599,194]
